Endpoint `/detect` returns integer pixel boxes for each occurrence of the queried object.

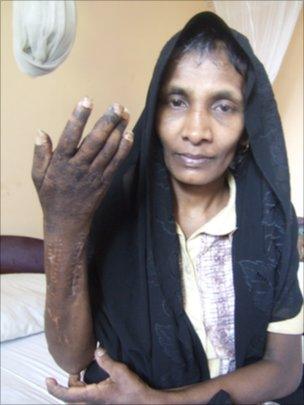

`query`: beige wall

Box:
[1,2,303,239]
[1,1,212,238]
[273,8,303,217]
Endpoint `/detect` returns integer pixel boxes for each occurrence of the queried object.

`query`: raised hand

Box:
[32,97,134,231]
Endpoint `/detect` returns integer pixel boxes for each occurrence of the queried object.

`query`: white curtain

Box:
[13,1,76,77]
[213,0,302,83]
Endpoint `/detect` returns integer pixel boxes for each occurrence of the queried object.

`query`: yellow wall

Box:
[1,1,212,238]
[273,8,303,217]
[1,2,303,239]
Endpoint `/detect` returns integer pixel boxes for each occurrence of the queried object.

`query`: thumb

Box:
[95,348,123,378]
[68,373,85,387]
[32,129,53,191]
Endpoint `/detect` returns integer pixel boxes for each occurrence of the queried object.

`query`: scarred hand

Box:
[46,348,158,404]
[32,97,134,232]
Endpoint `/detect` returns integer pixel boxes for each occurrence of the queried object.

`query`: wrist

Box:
[43,216,91,237]
[146,388,180,405]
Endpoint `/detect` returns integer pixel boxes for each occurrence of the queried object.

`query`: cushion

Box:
[1,273,46,342]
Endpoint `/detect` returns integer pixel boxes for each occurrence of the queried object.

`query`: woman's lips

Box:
[175,153,215,168]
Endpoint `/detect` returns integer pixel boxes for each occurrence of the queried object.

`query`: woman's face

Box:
[156,49,245,187]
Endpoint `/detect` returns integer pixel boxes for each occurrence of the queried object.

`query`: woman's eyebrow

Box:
[162,85,188,97]
[162,86,243,103]
[210,90,243,104]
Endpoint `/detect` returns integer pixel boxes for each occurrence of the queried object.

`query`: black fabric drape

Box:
[84,11,303,401]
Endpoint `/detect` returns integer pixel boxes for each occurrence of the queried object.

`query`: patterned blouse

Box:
[177,173,303,378]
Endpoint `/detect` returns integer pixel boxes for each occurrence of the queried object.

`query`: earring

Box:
[240,142,250,154]
[229,141,250,172]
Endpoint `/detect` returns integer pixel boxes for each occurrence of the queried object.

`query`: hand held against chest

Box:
[31,98,133,373]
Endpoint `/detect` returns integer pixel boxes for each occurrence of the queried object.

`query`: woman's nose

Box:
[181,108,213,145]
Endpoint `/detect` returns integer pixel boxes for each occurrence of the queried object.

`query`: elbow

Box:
[274,360,303,399]
[44,320,96,374]
[45,332,96,374]
[285,364,303,395]
[48,344,95,374]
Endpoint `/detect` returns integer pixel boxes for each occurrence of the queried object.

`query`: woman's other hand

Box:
[32,97,133,232]
[46,349,157,404]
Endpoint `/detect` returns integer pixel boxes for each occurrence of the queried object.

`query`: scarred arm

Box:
[32,98,134,374]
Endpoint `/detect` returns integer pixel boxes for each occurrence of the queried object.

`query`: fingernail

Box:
[95,347,106,358]
[123,130,134,143]
[79,96,93,109]
[35,129,48,145]
[112,102,123,115]
[46,377,57,386]
[122,106,130,120]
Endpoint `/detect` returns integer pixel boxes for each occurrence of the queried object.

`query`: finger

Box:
[68,373,85,388]
[55,97,93,157]
[88,123,129,176]
[95,348,128,380]
[31,129,53,191]
[99,130,134,182]
[73,103,129,164]
[46,377,92,403]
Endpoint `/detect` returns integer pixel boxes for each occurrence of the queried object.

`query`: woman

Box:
[32,12,303,404]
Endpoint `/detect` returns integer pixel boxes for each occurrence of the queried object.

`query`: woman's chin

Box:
[171,171,224,188]
[165,160,230,188]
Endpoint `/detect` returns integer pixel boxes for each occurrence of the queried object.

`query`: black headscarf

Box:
[84,11,302,399]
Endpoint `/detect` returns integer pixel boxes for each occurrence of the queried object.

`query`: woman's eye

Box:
[219,104,232,112]
[169,97,186,109]
[213,102,238,114]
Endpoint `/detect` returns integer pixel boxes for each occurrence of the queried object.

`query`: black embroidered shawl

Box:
[84,11,302,398]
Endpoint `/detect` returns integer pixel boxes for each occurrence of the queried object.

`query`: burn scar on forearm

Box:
[45,306,72,345]
[45,233,88,299]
